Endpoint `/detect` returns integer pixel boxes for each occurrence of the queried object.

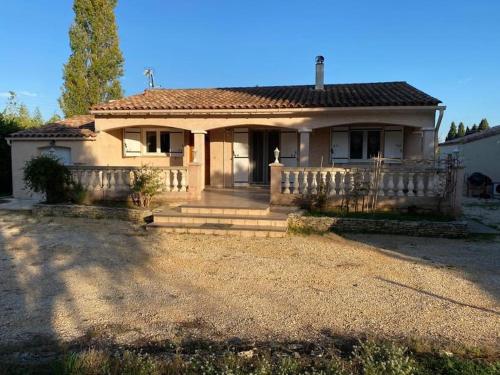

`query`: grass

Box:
[0,333,498,375]
[0,338,498,375]
[306,209,456,222]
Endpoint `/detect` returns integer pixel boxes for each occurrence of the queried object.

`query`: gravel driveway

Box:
[0,211,498,353]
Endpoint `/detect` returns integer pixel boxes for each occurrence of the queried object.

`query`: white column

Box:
[299,128,312,167]
[191,130,207,191]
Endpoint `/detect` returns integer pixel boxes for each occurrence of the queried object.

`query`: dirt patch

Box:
[0,211,498,354]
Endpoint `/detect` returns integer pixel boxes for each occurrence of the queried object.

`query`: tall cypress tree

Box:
[59,0,124,117]
[446,122,457,141]
[478,118,490,131]
[457,122,465,137]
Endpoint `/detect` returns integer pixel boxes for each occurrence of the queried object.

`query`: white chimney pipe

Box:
[315,55,325,90]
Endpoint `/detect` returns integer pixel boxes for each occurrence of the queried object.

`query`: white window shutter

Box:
[123,129,141,156]
[331,129,349,163]
[384,130,403,160]
[169,132,184,155]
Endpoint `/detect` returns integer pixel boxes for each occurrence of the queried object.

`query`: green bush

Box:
[68,181,88,204]
[130,165,163,208]
[352,340,416,375]
[23,155,71,203]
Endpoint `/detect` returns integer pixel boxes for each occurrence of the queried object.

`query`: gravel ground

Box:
[0,211,498,353]
[463,197,500,230]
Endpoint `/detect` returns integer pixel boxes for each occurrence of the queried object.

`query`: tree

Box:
[0,113,21,194]
[457,122,465,137]
[446,122,457,141]
[2,91,44,128]
[471,124,478,133]
[46,113,62,124]
[478,118,490,131]
[59,0,124,117]
[465,126,471,135]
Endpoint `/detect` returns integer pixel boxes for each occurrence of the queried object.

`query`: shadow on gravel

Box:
[342,232,500,304]
[0,211,150,348]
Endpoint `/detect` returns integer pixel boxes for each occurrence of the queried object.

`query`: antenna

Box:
[144,68,155,88]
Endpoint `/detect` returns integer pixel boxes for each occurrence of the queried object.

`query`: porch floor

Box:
[183,187,270,209]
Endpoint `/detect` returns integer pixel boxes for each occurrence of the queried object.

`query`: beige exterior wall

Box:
[10,107,439,197]
[440,133,500,182]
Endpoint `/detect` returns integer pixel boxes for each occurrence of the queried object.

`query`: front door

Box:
[233,128,250,186]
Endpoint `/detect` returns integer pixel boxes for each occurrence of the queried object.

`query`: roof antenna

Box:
[144,68,155,89]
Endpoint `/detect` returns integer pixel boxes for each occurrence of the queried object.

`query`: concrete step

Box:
[153,211,288,227]
[179,205,270,216]
[146,222,287,237]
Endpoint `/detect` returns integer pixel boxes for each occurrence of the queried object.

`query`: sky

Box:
[1,0,499,140]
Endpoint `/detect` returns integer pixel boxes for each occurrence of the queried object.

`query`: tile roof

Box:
[92,81,441,112]
[439,125,500,146]
[9,115,96,138]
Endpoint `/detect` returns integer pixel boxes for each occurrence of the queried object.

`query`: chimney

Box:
[315,55,325,90]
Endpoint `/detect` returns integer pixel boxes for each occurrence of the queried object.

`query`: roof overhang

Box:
[91,105,445,117]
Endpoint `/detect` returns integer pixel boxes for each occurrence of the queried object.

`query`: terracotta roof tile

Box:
[92,82,441,112]
[9,115,96,138]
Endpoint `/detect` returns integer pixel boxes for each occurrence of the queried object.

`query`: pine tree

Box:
[457,122,465,137]
[465,126,471,135]
[46,113,62,124]
[446,122,457,141]
[59,0,124,117]
[471,124,478,133]
[31,107,44,127]
[478,118,490,131]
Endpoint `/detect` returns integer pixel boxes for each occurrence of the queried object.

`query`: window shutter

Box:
[384,129,403,160]
[123,129,141,156]
[280,131,298,167]
[169,131,184,155]
[331,129,349,163]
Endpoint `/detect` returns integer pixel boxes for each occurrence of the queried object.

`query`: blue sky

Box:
[1,0,499,140]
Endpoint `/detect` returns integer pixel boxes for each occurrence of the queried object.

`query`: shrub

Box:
[67,181,88,204]
[130,165,163,208]
[352,340,417,375]
[23,155,71,203]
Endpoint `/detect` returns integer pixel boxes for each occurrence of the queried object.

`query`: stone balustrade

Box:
[69,166,189,196]
[279,166,446,198]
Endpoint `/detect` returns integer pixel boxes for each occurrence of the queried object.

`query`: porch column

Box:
[191,130,207,191]
[299,128,312,167]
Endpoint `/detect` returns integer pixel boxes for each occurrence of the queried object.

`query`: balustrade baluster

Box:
[311,171,318,194]
[416,173,425,197]
[109,170,116,192]
[179,169,187,192]
[328,171,337,196]
[407,173,415,197]
[172,169,180,192]
[283,171,291,194]
[396,173,405,197]
[291,171,299,194]
[320,171,327,194]
[301,171,308,194]
[387,173,395,196]
[378,172,385,197]
[338,172,345,196]
[426,172,435,197]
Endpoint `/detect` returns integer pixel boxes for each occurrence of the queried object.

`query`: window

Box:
[160,131,170,153]
[350,131,364,159]
[367,131,381,158]
[146,131,157,153]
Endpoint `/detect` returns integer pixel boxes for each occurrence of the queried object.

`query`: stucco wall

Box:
[440,134,500,182]
[11,108,438,197]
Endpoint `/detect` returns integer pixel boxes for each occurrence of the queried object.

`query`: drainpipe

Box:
[434,106,446,158]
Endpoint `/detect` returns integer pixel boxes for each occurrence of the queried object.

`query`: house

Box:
[439,125,500,197]
[9,58,462,218]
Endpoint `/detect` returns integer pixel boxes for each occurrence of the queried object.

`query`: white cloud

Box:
[0,91,38,98]
[19,91,38,97]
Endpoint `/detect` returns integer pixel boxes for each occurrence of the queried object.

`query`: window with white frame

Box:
[331,126,402,163]
[123,128,184,157]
